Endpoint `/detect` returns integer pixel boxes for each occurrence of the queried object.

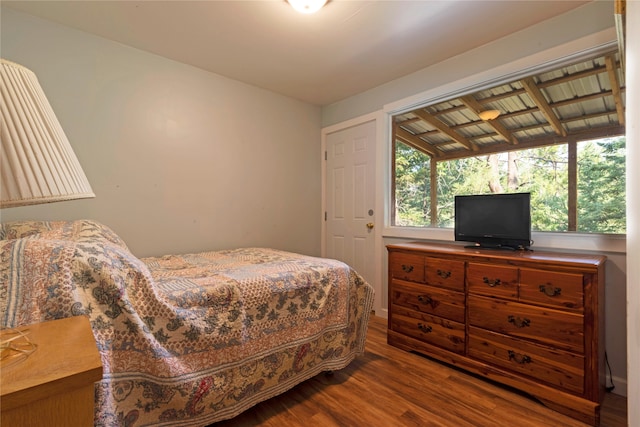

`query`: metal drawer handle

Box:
[539,284,562,297]
[401,264,414,273]
[417,323,432,333]
[508,350,532,364]
[507,315,531,328]
[483,277,501,287]
[437,269,451,279]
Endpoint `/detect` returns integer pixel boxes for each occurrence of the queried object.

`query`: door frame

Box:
[321,111,387,317]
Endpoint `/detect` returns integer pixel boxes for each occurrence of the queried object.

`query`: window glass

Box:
[577,137,626,233]
[393,137,626,234]
[394,142,430,227]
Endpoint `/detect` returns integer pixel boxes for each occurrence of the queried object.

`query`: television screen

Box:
[454,193,531,250]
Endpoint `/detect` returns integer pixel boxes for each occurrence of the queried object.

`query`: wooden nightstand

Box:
[1,316,103,427]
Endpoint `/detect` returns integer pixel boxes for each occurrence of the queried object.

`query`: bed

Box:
[0,219,374,426]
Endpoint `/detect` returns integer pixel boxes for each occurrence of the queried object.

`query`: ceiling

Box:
[394,49,626,161]
[3,0,592,106]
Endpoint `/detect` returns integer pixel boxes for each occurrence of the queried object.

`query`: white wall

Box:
[322,1,615,127]
[0,7,323,258]
[320,1,631,399]
[626,2,639,425]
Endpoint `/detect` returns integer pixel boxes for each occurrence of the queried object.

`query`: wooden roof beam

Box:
[412,109,477,151]
[395,128,440,157]
[521,77,567,137]
[477,88,526,104]
[605,54,625,125]
[434,124,625,162]
[550,89,623,107]
[536,64,607,88]
[412,129,441,138]
[431,104,466,116]
[615,0,626,69]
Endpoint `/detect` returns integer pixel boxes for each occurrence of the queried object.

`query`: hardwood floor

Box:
[213,315,627,426]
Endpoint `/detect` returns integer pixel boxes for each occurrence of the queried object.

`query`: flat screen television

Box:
[454,192,531,250]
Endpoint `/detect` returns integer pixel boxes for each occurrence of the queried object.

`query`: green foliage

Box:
[394,143,430,226]
[436,158,494,227]
[520,145,569,232]
[394,137,626,234]
[577,137,626,233]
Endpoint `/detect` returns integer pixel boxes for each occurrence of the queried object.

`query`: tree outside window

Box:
[393,136,626,234]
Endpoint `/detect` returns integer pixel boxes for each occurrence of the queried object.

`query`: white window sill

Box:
[382,226,627,254]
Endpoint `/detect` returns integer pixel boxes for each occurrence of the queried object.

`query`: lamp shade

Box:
[1,59,94,208]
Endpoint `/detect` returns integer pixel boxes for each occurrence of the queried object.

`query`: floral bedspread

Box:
[0,220,374,426]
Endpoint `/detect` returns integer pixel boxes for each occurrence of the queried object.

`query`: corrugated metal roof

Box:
[394,50,625,161]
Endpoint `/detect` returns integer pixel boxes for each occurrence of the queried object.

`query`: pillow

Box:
[0,227,150,328]
[0,220,129,250]
[0,220,59,240]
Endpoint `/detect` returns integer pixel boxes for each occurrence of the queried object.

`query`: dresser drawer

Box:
[425,257,465,291]
[469,327,584,395]
[468,295,584,353]
[389,252,425,283]
[468,263,518,300]
[390,305,465,354]
[520,268,584,310]
[391,280,465,323]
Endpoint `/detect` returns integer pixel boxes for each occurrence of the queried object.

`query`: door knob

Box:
[366,222,375,230]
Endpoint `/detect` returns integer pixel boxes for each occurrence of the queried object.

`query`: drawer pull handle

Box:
[437,269,451,279]
[508,350,532,365]
[483,277,501,287]
[539,284,562,297]
[417,295,433,305]
[507,315,531,328]
[401,264,414,273]
[417,295,439,309]
[417,323,432,333]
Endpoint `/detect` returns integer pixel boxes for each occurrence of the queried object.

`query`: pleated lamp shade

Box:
[1,59,94,208]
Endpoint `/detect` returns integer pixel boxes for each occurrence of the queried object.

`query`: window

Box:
[392,50,625,235]
[394,137,626,233]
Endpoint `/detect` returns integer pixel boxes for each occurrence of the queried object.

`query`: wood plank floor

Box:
[213,315,627,426]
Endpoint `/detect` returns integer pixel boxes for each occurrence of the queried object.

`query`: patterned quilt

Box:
[0,220,374,426]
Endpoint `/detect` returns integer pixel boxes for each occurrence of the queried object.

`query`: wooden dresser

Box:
[1,316,103,427]
[387,242,606,426]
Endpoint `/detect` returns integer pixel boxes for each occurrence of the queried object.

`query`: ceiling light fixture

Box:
[478,109,501,121]
[287,0,328,14]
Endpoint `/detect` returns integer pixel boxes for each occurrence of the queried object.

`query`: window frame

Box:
[381,40,626,254]
[392,136,626,233]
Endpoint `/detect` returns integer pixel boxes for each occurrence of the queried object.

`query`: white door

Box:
[325,120,376,289]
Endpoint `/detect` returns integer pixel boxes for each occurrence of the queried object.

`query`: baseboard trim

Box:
[608,375,627,397]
